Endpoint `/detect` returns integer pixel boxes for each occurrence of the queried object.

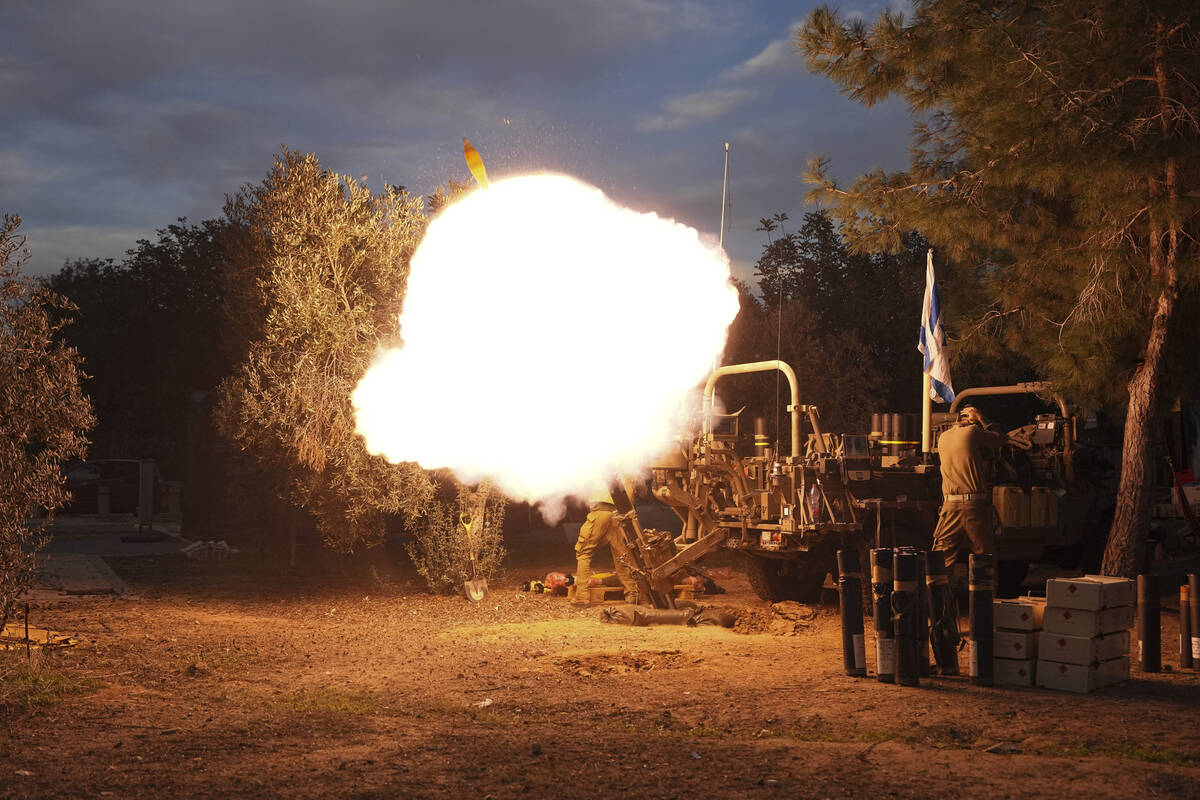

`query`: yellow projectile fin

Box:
[462,137,490,189]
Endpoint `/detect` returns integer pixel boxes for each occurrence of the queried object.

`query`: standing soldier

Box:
[933,405,1007,573]
[573,486,637,605]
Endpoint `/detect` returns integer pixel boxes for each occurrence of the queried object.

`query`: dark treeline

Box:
[46,206,946,478]
[45,219,231,479]
[720,209,946,441]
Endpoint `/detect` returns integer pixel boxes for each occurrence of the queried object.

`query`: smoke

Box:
[352,173,738,518]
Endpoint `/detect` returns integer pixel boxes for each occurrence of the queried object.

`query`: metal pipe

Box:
[922,374,932,453]
[703,361,805,457]
[806,407,825,453]
[948,382,1067,417]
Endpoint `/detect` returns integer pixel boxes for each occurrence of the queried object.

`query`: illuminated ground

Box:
[3,527,1199,799]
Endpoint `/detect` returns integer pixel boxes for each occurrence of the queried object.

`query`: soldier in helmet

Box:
[932,405,1008,573]
[572,485,637,605]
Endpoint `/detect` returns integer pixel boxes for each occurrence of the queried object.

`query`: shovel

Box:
[460,493,490,602]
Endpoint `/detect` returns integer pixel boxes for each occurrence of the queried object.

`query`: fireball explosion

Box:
[352,173,739,515]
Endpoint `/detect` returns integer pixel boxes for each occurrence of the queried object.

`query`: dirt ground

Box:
[3,526,1200,800]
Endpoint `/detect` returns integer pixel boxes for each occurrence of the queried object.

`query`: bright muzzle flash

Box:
[352,173,739,512]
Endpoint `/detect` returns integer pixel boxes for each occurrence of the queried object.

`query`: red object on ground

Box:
[544,572,573,590]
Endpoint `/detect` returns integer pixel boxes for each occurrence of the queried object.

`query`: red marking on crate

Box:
[1020,612,1029,621]
[1058,664,1069,673]
[1068,584,1077,593]
[1063,611,1073,620]
[1013,642,1024,652]
[1058,638,1067,647]
[1018,668,1028,677]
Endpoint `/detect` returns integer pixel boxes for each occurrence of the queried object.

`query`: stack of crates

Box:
[993,596,1046,686]
[1036,575,1135,693]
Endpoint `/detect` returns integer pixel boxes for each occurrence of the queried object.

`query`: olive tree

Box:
[0,215,94,627]
[215,150,436,553]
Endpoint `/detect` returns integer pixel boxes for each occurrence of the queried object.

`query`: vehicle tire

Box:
[996,560,1030,598]
[745,553,828,604]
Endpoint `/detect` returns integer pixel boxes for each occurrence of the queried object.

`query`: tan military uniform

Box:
[932,422,1007,572]
[574,488,636,603]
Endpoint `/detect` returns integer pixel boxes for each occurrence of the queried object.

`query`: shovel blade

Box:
[464,578,489,603]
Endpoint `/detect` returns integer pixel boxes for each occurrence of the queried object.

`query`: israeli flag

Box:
[918,249,955,404]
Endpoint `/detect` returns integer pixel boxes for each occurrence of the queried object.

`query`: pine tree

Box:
[798,2,1200,576]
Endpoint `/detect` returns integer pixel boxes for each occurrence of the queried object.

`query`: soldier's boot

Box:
[572,558,592,605]
[929,583,961,675]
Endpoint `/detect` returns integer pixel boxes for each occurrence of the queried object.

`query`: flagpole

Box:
[922,372,932,454]
[714,142,731,373]
[922,248,934,454]
[719,142,730,250]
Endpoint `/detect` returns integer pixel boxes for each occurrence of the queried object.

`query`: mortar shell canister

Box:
[1190,574,1200,672]
[1181,583,1193,670]
[893,549,921,687]
[1138,573,1161,673]
[871,548,895,683]
[968,554,995,687]
[837,549,867,678]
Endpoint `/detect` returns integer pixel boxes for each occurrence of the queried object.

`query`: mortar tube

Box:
[871,548,895,684]
[837,549,867,677]
[893,550,920,687]
[1190,574,1200,672]
[1138,574,1161,673]
[968,554,995,686]
[1181,583,1193,670]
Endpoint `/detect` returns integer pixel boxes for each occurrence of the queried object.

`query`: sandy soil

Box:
[3,528,1199,799]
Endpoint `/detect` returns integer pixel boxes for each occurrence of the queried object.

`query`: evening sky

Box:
[2,0,913,282]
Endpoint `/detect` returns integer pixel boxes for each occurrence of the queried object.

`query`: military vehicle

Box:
[940,383,1120,591]
[604,364,1118,607]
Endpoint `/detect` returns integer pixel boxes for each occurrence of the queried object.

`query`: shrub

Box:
[407,481,506,594]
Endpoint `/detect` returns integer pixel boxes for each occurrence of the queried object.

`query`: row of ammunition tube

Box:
[839,555,1200,683]
[1137,572,1199,673]
[837,548,995,686]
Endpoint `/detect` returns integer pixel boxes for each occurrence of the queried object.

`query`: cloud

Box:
[722,23,805,82]
[19,224,150,275]
[0,1,916,283]
[636,88,755,132]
